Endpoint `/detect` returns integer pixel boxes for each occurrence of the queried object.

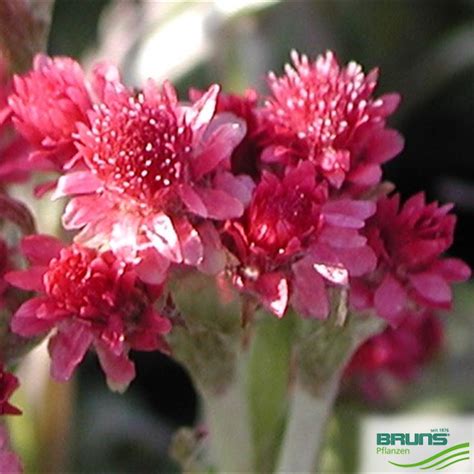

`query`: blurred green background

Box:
[8,1,474,472]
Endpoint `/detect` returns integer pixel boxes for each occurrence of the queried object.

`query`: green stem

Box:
[203,353,253,473]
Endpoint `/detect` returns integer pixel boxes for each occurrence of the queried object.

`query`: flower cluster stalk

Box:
[203,352,254,473]
[276,315,385,473]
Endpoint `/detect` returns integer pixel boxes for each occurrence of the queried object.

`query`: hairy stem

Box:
[203,352,253,473]
[275,374,340,473]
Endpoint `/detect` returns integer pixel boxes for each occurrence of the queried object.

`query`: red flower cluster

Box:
[7,235,171,392]
[225,161,375,317]
[345,311,443,400]
[8,55,91,171]
[263,51,403,189]
[2,50,469,394]
[351,194,470,324]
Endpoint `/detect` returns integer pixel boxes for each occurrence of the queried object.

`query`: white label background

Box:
[359,414,474,473]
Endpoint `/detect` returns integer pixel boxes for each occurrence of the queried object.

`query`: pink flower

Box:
[345,311,443,401]
[351,193,471,324]
[224,161,376,318]
[8,54,92,171]
[264,51,404,189]
[0,364,21,416]
[0,425,22,474]
[0,54,31,184]
[56,73,249,283]
[7,235,172,392]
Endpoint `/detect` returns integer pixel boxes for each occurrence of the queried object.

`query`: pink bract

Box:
[351,193,471,324]
[55,71,250,283]
[264,50,404,189]
[225,161,376,318]
[7,235,172,392]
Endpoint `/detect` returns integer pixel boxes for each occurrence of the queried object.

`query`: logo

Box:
[360,415,474,473]
[377,433,449,446]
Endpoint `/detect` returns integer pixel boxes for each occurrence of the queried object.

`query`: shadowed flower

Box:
[351,193,471,324]
[264,50,403,189]
[224,161,376,318]
[6,235,172,392]
[55,71,250,283]
[8,54,92,171]
[345,310,443,401]
[0,364,21,415]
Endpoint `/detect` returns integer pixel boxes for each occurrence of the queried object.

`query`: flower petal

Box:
[374,274,407,325]
[409,272,452,305]
[194,187,244,219]
[95,343,136,393]
[5,267,45,292]
[319,226,366,248]
[136,248,169,285]
[173,218,203,266]
[53,171,102,199]
[178,184,208,218]
[366,128,404,164]
[431,258,471,282]
[21,234,63,265]
[214,171,255,207]
[48,322,93,381]
[375,92,401,116]
[110,213,139,259]
[347,164,382,186]
[197,222,226,275]
[336,245,377,276]
[144,213,182,263]
[185,84,219,130]
[192,118,246,179]
[10,297,56,336]
[292,258,329,319]
[255,272,289,318]
[63,195,112,230]
[322,199,375,229]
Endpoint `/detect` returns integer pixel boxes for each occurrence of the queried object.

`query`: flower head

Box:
[8,54,92,171]
[351,193,471,324]
[7,235,172,392]
[56,72,249,283]
[225,161,376,318]
[345,310,443,400]
[264,51,403,189]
